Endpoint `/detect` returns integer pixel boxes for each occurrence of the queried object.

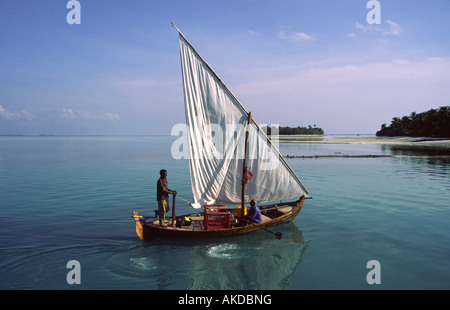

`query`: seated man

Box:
[247,199,262,224]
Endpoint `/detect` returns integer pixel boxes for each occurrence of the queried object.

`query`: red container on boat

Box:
[204,205,231,230]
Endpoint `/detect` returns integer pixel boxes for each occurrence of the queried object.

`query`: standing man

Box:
[157,169,177,227]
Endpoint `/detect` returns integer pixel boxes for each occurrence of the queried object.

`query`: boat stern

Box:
[132,211,146,240]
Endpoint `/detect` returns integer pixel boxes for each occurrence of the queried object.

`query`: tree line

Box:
[264,125,324,135]
[376,106,450,138]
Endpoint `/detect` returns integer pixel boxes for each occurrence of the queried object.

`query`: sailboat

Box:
[132,24,310,240]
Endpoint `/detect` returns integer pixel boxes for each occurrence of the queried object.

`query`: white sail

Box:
[178,31,309,206]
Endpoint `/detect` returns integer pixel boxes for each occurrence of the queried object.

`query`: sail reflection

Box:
[185,223,307,290]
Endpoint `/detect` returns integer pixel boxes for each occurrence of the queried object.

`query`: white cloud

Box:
[383,20,403,36]
[0,105,36,121]
[59,109,120,121]
[247,29,260,36]
[350,20,403,37]
[278,31,315,43]
[354,21,380,33]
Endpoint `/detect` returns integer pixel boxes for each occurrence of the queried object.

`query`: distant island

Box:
[264,125,324,135]
[376,106,450,138]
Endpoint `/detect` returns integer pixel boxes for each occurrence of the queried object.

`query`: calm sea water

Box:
[0,135,449,290]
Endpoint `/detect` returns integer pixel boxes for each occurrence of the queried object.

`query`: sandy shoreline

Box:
[274,135,450,148]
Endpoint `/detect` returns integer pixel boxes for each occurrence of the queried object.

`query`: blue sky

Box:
[1,0,449,135]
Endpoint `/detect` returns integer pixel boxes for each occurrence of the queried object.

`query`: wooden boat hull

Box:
[132,196,304,241]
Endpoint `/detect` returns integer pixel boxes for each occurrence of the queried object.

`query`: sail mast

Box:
[241,112,252,208]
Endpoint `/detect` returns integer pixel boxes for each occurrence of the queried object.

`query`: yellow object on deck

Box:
[236,206,247,218]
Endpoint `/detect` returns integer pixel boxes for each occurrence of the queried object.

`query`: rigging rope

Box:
[175,195,202,209]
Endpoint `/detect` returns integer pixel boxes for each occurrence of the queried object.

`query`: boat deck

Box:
[132,198,304,240]
[146,204,294,232]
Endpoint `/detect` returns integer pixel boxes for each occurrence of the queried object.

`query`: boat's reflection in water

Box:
[188,223,307,290]
[134,222,308,290]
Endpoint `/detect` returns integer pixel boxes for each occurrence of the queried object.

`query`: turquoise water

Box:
[0,136,449,289]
